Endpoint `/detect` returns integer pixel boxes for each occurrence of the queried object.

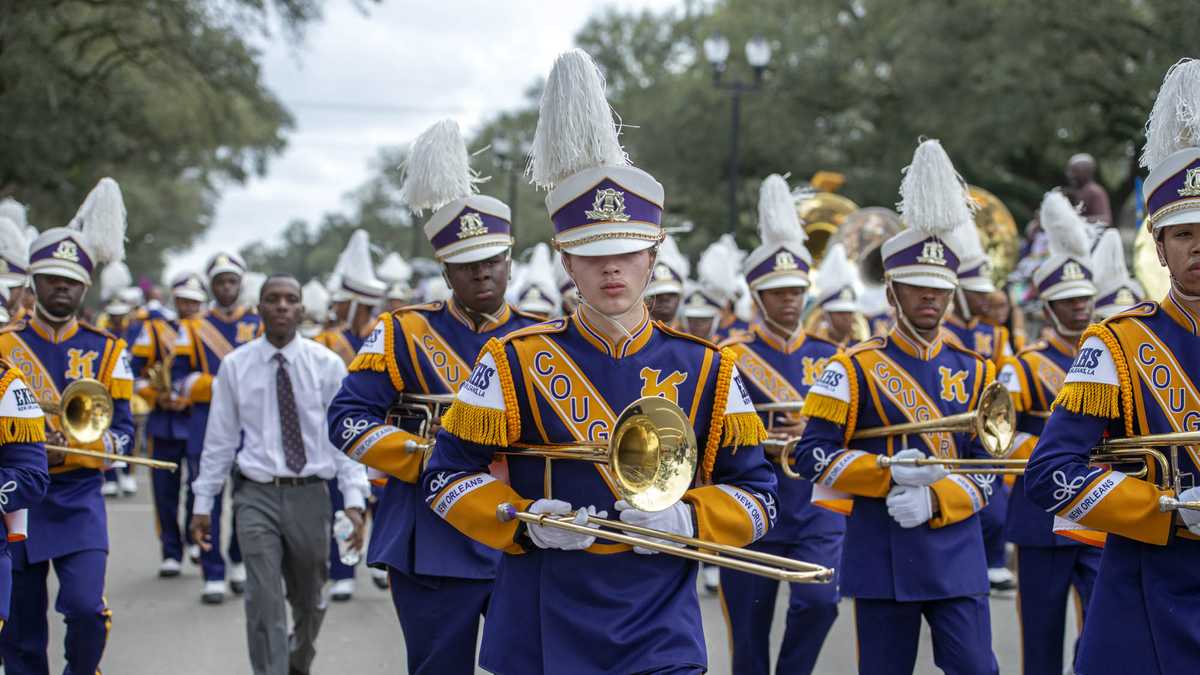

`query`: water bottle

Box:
[333,510,360,566]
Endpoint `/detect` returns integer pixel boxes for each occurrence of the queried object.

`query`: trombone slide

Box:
[876,455,1026,476]
[47,445,178,472]
[495,503,833,583]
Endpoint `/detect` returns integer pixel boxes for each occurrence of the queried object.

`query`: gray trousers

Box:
[233,476,330,675]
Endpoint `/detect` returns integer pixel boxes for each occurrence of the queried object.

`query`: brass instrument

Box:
[756,402,807,479]
[406,395,834,582]
[870,382,1017,472]
[967,186,1020,287]
[796,191,858,266]
[40,379,177,471]
[832,207,903,289]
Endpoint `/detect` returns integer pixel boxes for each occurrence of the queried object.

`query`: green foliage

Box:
[0,0,369,282]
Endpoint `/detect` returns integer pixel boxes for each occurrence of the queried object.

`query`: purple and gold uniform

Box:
[943,315,1010,366]
[0,362,50,624]
[327,300,539,671]
[720,323,842,674]
[999,334,1101,673]
[0,315,135,673]
[171,302,261,581]
[314,324,368,367]
[130,303,191,564]
[420,310,776,674]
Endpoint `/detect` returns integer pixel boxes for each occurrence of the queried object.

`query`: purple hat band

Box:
[746,245,811,286]
[30,235,94,276]
[1147,157,1200,218]
[429,207,511,250]
[883,238,960,274]
[959,260,988,280]
[0,258,27,276]
[1036,257,1092,295]
[551,178,662,235]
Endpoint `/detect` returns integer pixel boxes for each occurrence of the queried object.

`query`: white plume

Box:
[1142,59,1200,169]
[757,174,807,247]
[1091,229,1130,285]
[99,262,132,301]
[1039,190,1090,259]
[940,218,986,262]
[656,234,690,280]
[897,139,975,238]
[401,119,477,212]
[516,243,560,308]
[552,250,573,291]
[528,49,628,189]
[0,199,28,231]
[0,217,29,265]
[697,235,744,304]
[814,243,859,296]
[421,276,452,303]
[68,177,127,264]
[23,226,37,245]
[340,229,378,284]
[302,279,330,320]
[240,272,267,306]
[377,252,412,284]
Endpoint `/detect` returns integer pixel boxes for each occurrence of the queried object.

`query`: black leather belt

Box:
[235,469,323,487]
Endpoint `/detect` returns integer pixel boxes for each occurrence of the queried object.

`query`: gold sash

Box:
[728,343,805,421]
[1026,351,1068,404]
[856,349,957,458]
[194,318,236,365]
[0,333,61,406]
[398,312,471,392]
[1114,319,1200,469]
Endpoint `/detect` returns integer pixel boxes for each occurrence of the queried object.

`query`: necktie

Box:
[274,353,306,474]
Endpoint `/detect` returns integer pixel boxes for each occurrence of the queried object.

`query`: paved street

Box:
[40,481,1070,674]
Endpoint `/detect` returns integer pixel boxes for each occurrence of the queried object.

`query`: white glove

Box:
[889,448,949,487]
[886,485,933,529]
[1178,487,1200,535]
[614,500,695,555]
[525,499,606,551]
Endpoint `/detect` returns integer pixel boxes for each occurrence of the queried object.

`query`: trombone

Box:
[40,379,178,471]
[403,394,834,583]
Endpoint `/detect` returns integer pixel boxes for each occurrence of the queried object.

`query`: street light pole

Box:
[704,33,773,238]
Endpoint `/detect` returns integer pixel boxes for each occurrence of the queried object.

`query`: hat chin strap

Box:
[572,269,653,343]
[1170,279,1200,303]
[35,301,74,324]
[752,290,804,343]
[887,279,947,352]
[955,287,973,322]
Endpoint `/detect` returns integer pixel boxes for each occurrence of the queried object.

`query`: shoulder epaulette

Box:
[1016,340,1049,357]
[1100,300,1157,324]
[77,320,117,341]
[394,301,444,316]
[845,335,886,356]
[657,321,719,351]
[500,317,570,344]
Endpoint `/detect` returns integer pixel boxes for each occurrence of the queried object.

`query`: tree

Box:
[0,0,374,281]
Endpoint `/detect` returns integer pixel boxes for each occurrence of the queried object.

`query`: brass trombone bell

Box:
[39,379,177,471]
[496,502,834,583]
[869,382,1016,472]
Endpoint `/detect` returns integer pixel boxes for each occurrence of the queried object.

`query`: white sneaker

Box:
[201,580,226,604]
[702,565,720,594]
[331,578,355,602]
[187,544,201,565]
[988,566,1016,593]
[118,473,137,496]
[100,481,118,497]
[229,562,247,595]
[370,567,389,590]
[158,558,182,578]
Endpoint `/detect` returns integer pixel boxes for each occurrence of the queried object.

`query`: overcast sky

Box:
[164,0,680,280]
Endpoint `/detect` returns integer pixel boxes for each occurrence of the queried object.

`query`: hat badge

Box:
[456,212,488,239]
[916,240,946,266]
[1116,287,1135,306]
[653,263,672,280]
[52,240,80,263]
[216,254,229,266]
[774,251,798,271]
[1061,260,1085,281]
[186,278,202,290]
[689,293,706,307]
[838,287,854,300]
[1180,168,1200,198]
[585,188,631,222]
[0,260,8,273]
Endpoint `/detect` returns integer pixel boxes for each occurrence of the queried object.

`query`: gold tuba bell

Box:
[796,190,859,266]
[833,207,903,289]
[967,186,1020,287]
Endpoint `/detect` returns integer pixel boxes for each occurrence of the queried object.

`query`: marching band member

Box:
[1024,58,1200,675]
[378,252,414,313]
[644,233,688,324]
[1091,228,1144,320]
[131,272,206,578]
[315,230,386,602]
[682,235,743,344]
[98,263,139,497]
[719,174,843,675]
[0,209,32,325]
[0,362,49,631]
[418,49,776,675]
[327,117,541,674]
[512,243,561,319]
[171,251,261,603]
[0,178,136,675]
[998,190,1101,675]
[809,242,861,346]
[792,140,999,675]
[299,279,329,339]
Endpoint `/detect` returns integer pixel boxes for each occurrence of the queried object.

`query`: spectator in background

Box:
[1064,153,1112,226]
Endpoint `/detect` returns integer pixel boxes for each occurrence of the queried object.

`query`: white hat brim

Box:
[441,241,513,265]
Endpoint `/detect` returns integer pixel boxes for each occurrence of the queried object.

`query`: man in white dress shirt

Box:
[189,274,368,675]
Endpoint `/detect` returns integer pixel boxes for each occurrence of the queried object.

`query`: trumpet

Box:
[408,395,834,582]
[40,379,178,472]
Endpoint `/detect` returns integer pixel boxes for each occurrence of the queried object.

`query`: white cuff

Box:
[342,488,367,512]
[192,494,216,516]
